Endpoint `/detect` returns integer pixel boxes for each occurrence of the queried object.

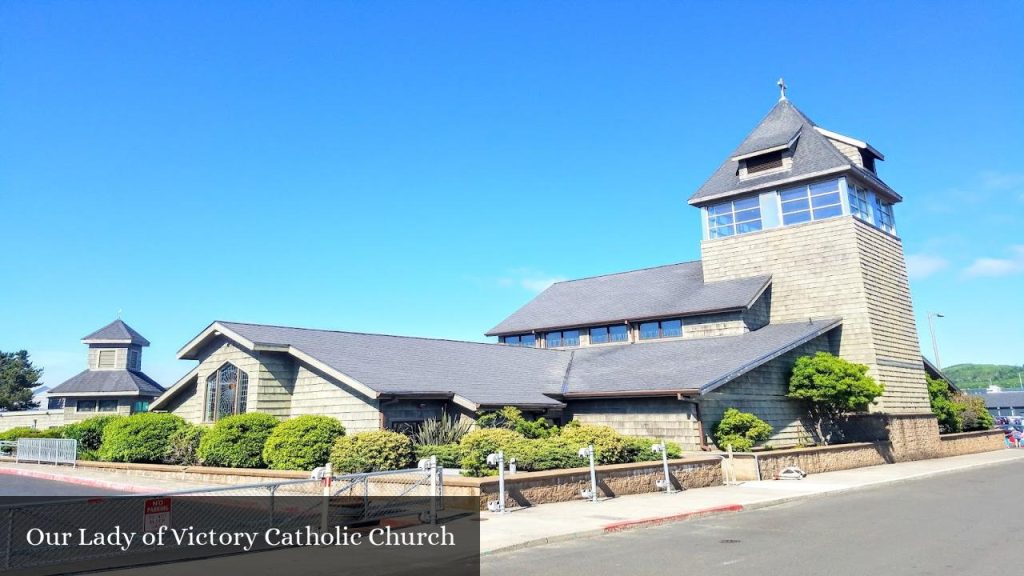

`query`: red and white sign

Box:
[143,498,171,532]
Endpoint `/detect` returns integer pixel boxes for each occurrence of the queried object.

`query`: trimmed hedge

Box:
[712,408,773,452]
[415,444,463,468]
[98,413,189,463]
[197,413,280,468]
[63,415,123,451]
[165,424,207,465]
[263,415,345,471]
[0,427,51,441]
[330,430,414,473]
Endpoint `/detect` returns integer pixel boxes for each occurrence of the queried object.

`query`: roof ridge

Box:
[218,321,570,353]
[546,260,701,285]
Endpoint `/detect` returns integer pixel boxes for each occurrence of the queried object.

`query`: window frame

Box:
[203,363,249,423]
[588,324,629,345]
[128,348,140,371]
[502,334,537,347]
[876,200,895,233]
[707,196,763,239]
[98,399,118,413]
[779,179,844,226]
[848,184,871,221]
[545,329,580,348]
[76,399,97,413]
[637,319,684,341]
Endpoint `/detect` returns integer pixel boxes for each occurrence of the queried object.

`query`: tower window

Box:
[877,200,895,233]
[204,363,249,422]
[780,179,843,225]
[745,151,784,174]
[128,349,140,371]
[708,196,762,239]
[849,185,871,221]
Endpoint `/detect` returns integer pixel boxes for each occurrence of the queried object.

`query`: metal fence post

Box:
[429,456,438,525]
[320,462,332,533]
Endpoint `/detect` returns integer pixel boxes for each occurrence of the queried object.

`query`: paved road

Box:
[482,458,1023,576]
[0,475,128,497]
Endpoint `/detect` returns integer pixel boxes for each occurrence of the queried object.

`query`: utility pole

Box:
[927,312,944,369]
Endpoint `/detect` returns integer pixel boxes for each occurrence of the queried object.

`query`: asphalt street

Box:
[482,458,1024,576]
[0,476,129,497]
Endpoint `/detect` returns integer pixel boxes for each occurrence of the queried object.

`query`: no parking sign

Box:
[143,498,171,532]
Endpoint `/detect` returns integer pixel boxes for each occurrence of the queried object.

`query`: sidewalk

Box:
[479,448,1024,555]
[0,461,218,493]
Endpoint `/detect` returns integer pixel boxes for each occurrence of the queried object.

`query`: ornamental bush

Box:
[477,406,558,439]
[954,393,994,432]
[197,413,279,468]
[458,428,527,476]
[559,422,630,465]
[415,443,464,468]
[788,352,884,444]
[623,436,683,461]
[927,376,961,433]
[263,415,345,471]
[98,413,189,463]
[330,430,415,473]
[62,415,124,451]
[165,424,207,465]
[712,408,773,452]
[0,426,47,441]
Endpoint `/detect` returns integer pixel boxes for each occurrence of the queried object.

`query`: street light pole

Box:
[927,312,945,370]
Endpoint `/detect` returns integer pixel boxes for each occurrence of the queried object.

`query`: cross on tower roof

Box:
[777,78,787,101]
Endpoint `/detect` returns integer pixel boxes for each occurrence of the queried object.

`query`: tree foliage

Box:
[788,352,884,444]
[0,350,43,411]
[953,393,994,432]
[927,376,961,433]
[944,363,1024,390]
[713,408,773,452]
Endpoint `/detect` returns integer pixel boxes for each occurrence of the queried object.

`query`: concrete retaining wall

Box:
[0,411,65,433]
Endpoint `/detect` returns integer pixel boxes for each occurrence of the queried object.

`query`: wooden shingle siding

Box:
[700,216,931,414]
[565,398,702,451]
[701,336,830,448]
[288,363,380,433]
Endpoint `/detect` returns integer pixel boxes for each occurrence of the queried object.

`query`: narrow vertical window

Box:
[205,363,249,422]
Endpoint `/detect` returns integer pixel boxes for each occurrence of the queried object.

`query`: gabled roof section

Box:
[688,99,900,206]
[562,318,841,397]
[82,320,150,346]
[48,370,164,397]
[179,321,571,409]
[486,261,770,336]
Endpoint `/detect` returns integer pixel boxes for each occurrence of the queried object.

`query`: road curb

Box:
[0,465,153,493]
[481,451,1024,556]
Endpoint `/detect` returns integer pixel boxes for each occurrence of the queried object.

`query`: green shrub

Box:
[197,413,279,468]
[712,408,773,452]
[330,430,415,473]
[165,424,207,465]
[559,423,630,465]
[477,406,558,439]
[623,436,682,462]
[263,415,345,471]
[954,394,994,431]
[0,427,47,441]
[412,413,474,446]
[415,444,464,468]
[515,436,583,471]
[458,428,526,476]
[98,413,189,463]
[789,352,883,444]
[928,376,961,433]
[62,415,124,451]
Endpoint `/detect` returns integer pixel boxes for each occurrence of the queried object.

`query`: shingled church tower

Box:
[690,83,931,414]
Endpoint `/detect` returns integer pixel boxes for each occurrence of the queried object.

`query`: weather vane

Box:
[777,78,787,101]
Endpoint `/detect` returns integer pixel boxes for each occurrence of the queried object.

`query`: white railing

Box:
[14,438,78,467]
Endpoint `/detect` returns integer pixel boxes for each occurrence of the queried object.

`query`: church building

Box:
[150,88,934,451]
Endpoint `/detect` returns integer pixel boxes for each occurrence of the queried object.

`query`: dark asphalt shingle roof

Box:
[564,319,841,395]
[82,320,150,346]
[687,99,899,206]
[978,391,1024,409]
[48,370,165,396]
[485,261,771,336]
[208,319,837,405]
[219,322,570,407]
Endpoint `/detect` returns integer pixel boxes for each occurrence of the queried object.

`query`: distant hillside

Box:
[945,364,1024,390]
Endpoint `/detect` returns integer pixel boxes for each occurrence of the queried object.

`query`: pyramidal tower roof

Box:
[82,319,151,346]
[688,96,898,206]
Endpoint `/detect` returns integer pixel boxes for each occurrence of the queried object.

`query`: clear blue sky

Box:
[2,1,1022,389]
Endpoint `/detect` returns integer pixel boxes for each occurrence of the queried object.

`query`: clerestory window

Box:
[780,179,843,225]
[204,363,249,422]
[708,196,762,239]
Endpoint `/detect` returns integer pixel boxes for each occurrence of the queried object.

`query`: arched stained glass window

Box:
[204,363,249,422]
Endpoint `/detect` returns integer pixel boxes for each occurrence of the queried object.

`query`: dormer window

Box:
[745,151,784,175]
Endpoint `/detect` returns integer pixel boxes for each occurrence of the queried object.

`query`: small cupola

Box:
[82,319,150,371]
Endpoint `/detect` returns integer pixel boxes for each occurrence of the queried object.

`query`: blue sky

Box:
[1,1,1022,389]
